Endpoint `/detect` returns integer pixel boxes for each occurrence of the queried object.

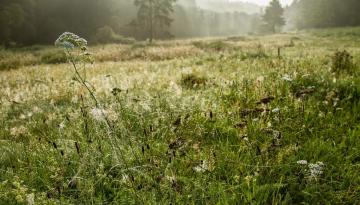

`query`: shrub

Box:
[192,40,233,52]
[331,50,354,73]
[93,26,136,45]
[0,58,21,70]
[239,44,268,60]
[40,50,68,64]
[226,36,248,42]
[180,73,208,89]
[0,51,38,70]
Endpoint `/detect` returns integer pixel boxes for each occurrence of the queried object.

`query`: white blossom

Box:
[272,107,280,113]
[309,162,325,178]
[297,160,308,165]
[90,108,106,122]
[282,75,293,82]
[193,160,209,173]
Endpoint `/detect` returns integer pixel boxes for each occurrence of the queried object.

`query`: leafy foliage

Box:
[133,0,177,42]
[93,26,136,45]
[288,0,360,29]
[331,50,355,74]
[262,0,285,33]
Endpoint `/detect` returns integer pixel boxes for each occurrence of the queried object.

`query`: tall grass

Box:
[0,29,359,204]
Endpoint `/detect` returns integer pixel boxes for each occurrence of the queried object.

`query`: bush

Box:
[226,36,248,42]
[238,44,268,60]
[40,50,68,64]
[192,40,233,52]
[0,58,21,70]
[93,26,136,45]
[180,73,208,89]
[331,50,355,73]
[0,51,38,70]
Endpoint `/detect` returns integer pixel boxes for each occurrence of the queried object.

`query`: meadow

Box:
[0,28,360,204]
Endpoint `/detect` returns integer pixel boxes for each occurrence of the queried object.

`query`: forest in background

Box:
[0,0,360,46]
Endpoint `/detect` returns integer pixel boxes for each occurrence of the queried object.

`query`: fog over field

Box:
[232,0,293,6]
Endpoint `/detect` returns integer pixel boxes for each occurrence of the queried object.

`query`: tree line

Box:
[0,0,258,46]
[286,0,360,29]
[1,0,360,47]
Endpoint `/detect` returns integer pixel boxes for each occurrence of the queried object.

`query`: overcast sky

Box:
[230,0,293,6]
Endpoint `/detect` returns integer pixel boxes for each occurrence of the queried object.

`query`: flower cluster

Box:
[296,160,308,165]
[90,108,106,122]
[297,160,325,179]
[55,32,87,50]
[309,162,325,178]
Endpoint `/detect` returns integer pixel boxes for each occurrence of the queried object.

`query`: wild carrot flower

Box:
[297,160,308,165]
[55,32,87,49]
[194,160,209,173]
[282,75,293,82]
[309,162,325,178]
[272,107,280,113]
[10,126,28,138]
[90,108,106,122]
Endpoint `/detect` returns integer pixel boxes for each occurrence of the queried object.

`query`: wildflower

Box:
[140,102,151,112]
[169,81,182,96]
[32,106,42,114]
[10,126,28,138]
[55,32,87,49]
[272,107,280,113]
[267,122,272,127]
[193,160,209,173]
[244,175,255,186]
[26,193,35,205]
[309,162,325,178]
[281,75,293,82]
[106,108,118,122]
[256,75,265,83]
[165,175,176,183]
[297,160,308,165]
[121,174,130,184]
[27,112,33,118]
[59,121,66,130]
[90,108,106,121]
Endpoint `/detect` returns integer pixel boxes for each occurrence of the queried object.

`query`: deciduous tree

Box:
[262,0,285,33]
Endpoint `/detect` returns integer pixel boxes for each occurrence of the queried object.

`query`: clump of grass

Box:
[284,39,295,47]
[0,51,38,70]
[0,57,22,70]
[180,73,208,89]
[192,40,233,52]
[226,36,248,42]
[237,44,268,60]
[40,50,68,64]
[331,50,355,73]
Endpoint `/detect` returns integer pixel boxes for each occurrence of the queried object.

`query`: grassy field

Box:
[1,28,360,204]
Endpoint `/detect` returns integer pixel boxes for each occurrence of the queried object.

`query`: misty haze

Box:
[0,0,359,204]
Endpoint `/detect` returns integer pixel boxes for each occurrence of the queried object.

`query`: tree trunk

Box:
[273,24,276,33]
[149,0,154,43]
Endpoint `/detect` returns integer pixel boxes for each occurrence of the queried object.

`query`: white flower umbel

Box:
[297,160,308,165]
[281,74,293,82]
[309,162,325,178]
[55,32,87,50]
[90,108,107,122]
[272,107,281,113]
[193,160,209,173]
